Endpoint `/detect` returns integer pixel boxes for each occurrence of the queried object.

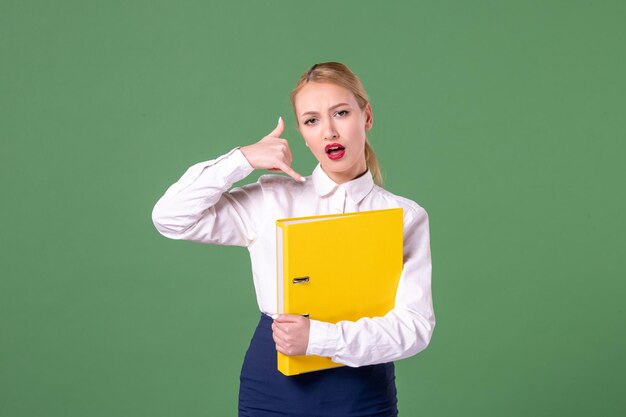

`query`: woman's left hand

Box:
[272,314,310,356]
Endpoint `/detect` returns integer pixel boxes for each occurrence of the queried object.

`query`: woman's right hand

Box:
[240,117,305,182]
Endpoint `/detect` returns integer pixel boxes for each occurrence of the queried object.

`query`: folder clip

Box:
[292,276,310,284]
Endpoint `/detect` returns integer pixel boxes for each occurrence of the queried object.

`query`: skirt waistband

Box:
[259,313,273,328]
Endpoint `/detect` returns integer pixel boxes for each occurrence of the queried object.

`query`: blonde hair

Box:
[290,62,383,186]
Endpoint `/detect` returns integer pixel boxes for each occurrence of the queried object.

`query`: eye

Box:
[335,110,349,117]
[304,118,317,126]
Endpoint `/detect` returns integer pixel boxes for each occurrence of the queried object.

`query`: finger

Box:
[274,314,291,323]
[274,314,301,323]
[273,321,291,339]
[282,141,293,166]
[273,327,292,349]
[273,154,292,171]
[274,336,287,354]
[272,321,284,334]
[272,327,283,344]
[267,116,285,138]
[274,161,305,183]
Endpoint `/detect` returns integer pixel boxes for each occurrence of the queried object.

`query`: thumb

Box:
[276,313,309,323]
[274,314,299,323]
[267,116,285,138]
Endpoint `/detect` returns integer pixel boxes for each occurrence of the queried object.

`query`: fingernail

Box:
[278,116,282,124]
[271,314,279,319]
[299,177,306,182]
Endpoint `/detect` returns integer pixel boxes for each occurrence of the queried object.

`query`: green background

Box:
[2,1,624,416]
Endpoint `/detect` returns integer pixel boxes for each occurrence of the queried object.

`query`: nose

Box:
[323,118,339,141]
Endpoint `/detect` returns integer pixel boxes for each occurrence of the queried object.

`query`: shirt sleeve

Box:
[151,147,262,247]
[305,205,435,367]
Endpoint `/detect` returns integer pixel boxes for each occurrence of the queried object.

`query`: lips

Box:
[325,143,346,160]
[325,143,345,160]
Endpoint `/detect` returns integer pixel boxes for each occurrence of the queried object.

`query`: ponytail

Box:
[364,140,382,186]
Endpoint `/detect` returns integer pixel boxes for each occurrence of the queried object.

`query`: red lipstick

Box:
[325,143,345,160]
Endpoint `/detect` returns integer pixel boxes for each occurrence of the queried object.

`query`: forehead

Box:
[294,82,357,112]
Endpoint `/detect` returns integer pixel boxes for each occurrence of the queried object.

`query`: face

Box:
[294,82,373,184]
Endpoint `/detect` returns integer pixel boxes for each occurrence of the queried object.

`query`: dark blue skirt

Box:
[238,313,398,417]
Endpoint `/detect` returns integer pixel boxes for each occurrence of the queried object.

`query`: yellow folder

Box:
[276,208,403,376]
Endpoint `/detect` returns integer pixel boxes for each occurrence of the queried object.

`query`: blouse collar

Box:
[311,163,375,204]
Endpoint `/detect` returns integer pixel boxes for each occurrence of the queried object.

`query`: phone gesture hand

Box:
[240,117,305,182]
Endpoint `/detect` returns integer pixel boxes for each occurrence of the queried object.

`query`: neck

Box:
[322,163,368,185]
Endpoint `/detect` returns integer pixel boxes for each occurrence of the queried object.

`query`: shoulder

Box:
[371,185,428,224]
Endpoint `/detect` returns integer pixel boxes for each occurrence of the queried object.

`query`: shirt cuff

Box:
[306,319,340,358]
[227,147,255,182]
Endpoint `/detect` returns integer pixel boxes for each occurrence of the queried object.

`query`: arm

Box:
[151,147,260,247]
[151,117,304,247]
[305,206,435,367]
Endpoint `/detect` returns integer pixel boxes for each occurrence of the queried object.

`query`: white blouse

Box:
[151,147,435,367]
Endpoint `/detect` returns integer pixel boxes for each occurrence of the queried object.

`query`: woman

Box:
[151,62,435,416]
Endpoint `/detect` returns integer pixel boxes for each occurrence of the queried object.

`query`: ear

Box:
[364,102,373,130]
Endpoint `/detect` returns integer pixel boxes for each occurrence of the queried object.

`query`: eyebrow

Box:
[300,102,350,117]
